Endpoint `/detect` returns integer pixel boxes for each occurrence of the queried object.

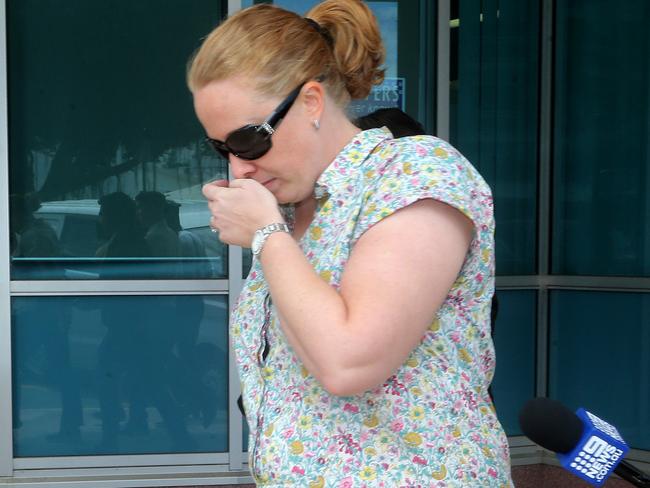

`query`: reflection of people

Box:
[96,294,196,452]
[10,193,61,257]
[189,1,512,485]
[165,199,208,278]
[10,194,82,442]
[165,200,206,258]
[95,193,150,450]
[135,191,180,257]
[96,192,149,258]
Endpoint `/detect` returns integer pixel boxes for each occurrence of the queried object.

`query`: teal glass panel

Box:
[552,1,650,276]
[549,291,650,450]
[243,248,253,278]
[12,295,229,456]
[450,0,539,275]
[490,290,536,436]
[243,418,249,453]
[8,0,227,280]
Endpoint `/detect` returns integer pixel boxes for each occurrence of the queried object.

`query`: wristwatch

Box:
[251,222,291,257]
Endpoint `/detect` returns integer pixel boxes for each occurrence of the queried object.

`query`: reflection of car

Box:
[31,198,225,279]
[35,200,101,256]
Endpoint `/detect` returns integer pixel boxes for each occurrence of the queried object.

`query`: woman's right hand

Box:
[203,178,284,247]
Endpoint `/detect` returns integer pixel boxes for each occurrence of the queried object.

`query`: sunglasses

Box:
[205,82,306,161]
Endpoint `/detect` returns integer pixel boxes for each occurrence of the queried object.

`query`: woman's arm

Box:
[260,198,473,396]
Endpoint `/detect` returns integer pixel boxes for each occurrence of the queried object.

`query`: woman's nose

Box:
[229,155,257,179]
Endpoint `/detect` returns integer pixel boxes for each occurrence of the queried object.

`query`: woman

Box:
[188,1,512,486]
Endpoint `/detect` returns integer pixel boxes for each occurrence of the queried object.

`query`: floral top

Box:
[231,128,513,487]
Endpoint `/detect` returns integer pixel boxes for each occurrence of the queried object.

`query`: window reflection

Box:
[449,0,539,275]
[10,187,227,280]
[8,0,227,280]
[552,0,650,276]
[549,291,650,450]
[490,290,536,436]
[12,295,229,456]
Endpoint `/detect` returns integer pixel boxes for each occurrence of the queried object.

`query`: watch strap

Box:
[261,222,290,237]
[253,222,290,256]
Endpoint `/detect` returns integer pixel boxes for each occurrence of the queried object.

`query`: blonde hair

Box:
[187,0,385,106]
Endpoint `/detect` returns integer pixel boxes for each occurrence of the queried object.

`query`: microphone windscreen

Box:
[519,397,584,454]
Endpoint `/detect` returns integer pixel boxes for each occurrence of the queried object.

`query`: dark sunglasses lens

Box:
[206,138,230,160]
[227,126,272,160]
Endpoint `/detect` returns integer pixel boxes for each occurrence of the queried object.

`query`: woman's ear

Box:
[300,80,325,120]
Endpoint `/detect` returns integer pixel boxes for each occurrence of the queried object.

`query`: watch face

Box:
[251,229,264,256]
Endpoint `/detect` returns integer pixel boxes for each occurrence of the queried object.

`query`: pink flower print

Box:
[383,375,407,395]
[447,290,471,319]
[339,477,353,488]
[412,455,428,466]
[390,419,404,432]
[335,432,361,455]
[343,403,359,414]
[450,331,461,343]
[488,467,498,478]
[282,427,294,439]
[464,390,478,410]
[291,465,305,476]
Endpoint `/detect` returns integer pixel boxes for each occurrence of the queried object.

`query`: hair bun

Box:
[307,0,385,100]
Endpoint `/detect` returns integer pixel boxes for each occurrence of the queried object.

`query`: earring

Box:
[312,119,320,130]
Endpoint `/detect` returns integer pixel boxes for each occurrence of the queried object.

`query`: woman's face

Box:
[193,77,322,205]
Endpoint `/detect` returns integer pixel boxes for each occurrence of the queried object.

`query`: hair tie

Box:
[305,17,334,49]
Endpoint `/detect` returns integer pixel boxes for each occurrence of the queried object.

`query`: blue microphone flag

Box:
[557,408,629,486]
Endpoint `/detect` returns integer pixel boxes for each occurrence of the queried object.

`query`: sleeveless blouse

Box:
[231,128,513,487]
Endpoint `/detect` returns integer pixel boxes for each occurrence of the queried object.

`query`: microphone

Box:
[519,397,650,487]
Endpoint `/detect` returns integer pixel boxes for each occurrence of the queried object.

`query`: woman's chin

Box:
[273,185,314,206]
